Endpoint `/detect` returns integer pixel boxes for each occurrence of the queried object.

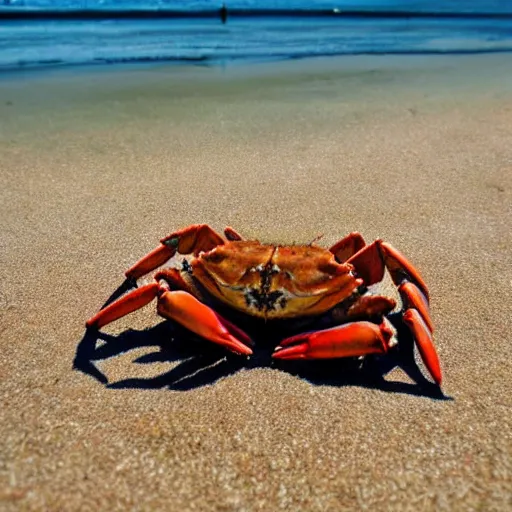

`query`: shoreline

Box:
[2,47,512,78]
[2,50,512,81]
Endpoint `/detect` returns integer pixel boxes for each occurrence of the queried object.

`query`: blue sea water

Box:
[1,1,511,71]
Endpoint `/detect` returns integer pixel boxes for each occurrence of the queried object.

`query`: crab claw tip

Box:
[272,343,308,360]
[224,337,253,356]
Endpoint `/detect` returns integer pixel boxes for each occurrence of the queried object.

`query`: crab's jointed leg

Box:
[273,320,394,360]
[332,295,397,324]
[86,282,161,330]
[85,283,253,356]
[125,224,226,281]
[399,281,433,332]
[346,240,441,384]
[154,268,196,295]
[329,232,366,263]
[224,226,244,241]
[347,240,429,300]
[403,309,440,384]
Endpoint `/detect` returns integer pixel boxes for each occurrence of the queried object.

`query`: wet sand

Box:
[1,54,511,510]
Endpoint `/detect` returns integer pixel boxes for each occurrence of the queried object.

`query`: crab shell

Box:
[190,241,362,320]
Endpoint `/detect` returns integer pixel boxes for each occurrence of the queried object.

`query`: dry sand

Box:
[0,54,511,511]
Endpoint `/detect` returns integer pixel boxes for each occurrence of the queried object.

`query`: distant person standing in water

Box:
[220,3,228,24]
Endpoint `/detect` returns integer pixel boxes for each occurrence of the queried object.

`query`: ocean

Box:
[1,1,511,71]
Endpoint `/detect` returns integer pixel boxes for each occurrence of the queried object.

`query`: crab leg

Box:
[155,268,196,295]
[403,309,441,385]
[329,232,366,263]
[331,295,397,324]
[86,282,161,329]
[398,277,440,384]
[347,240,429,300]
[346,240,441,384]
[273,320,394,360]
[224,226,244,241]
[125,224,226,280]
[86,284,253,356]
[399,281,433,333]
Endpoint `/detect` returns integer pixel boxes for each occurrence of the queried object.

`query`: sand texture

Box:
[1,54,511,511]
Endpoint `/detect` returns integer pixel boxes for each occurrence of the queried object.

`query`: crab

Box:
[86,224,441,385]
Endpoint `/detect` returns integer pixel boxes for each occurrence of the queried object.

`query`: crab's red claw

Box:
[273,321,393,360]
[125,244,176,280]
[215,315,255,348]
[403,309,442,385]
[157,291,253,356]
[86,282,161,329]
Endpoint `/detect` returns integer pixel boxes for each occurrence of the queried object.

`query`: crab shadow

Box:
[75,323,448,401]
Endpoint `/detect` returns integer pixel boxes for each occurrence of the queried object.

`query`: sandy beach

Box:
[1,54,511,510]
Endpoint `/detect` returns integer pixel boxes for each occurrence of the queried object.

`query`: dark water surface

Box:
[1,1,511,70]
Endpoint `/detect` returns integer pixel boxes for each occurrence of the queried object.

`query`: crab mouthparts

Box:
[243,273,288,314]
